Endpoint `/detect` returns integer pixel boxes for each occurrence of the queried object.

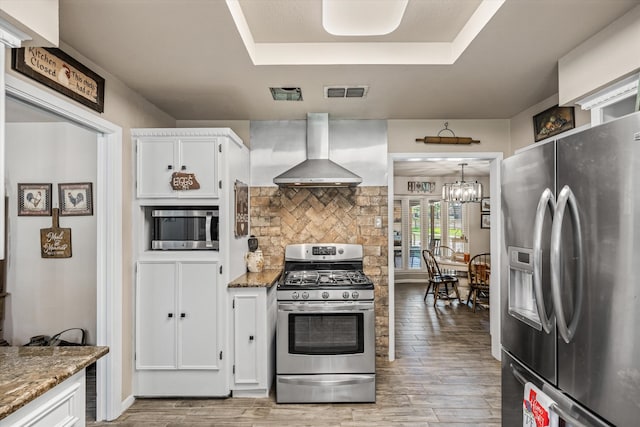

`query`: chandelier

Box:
[441,163,482,203]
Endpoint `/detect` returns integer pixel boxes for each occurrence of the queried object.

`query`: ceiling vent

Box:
[270,87,303,101]
[324,85,369,99]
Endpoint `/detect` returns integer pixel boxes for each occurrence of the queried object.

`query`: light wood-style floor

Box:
[90,282,500,426]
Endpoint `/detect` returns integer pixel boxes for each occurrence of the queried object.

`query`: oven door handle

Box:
[278,302,374,312]
[278,376,375,387]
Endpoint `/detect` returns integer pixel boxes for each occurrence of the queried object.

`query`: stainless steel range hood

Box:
[273,113,362,187]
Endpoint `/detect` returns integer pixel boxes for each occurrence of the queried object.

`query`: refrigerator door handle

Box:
[549,403,588,427]
[533,188,556,333]
[509,362,530,386]
[550,185,584,344]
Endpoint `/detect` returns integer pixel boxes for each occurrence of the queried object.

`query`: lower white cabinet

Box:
[230,285,276,397]
[0,370,85,427]
[135,260,227,396]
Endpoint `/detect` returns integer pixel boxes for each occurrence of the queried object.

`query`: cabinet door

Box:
[233,294,259,385]
[178,262,219,369]
[136,262,177,369]
[178,139,218,198]
[137,138,177,198]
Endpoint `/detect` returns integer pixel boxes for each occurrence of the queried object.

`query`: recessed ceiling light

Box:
[269,87,303,101]
[322,0,408,36]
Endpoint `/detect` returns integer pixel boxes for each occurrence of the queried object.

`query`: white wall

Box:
[559,4,640,105]
[0,0,59,46]
[5,121,97,345]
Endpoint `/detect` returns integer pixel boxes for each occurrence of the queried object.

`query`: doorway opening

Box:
[387,152,502,362]
[5,74,123,421]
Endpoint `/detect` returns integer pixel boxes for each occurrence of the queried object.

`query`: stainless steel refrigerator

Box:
[501,111,640,426]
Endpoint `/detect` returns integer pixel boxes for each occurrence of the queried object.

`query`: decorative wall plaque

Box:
[40,208,72,258]
[11,47,105,113]
[171,172,200,191]
[234,180,248,237]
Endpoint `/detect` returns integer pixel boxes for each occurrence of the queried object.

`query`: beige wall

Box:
[559,4,640,105]
[176,120,251,147]
[0,0,59,46]
[5,42,176,400]
[388,119,510,154]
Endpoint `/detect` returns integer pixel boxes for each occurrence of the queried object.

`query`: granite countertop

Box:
[0,346,109,419]
[228,270,281,288]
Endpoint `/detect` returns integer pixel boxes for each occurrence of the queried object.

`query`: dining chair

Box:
[467,253,491,312]
[422,249,461,307]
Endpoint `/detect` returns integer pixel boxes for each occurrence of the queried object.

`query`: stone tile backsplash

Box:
[250,186,389,357]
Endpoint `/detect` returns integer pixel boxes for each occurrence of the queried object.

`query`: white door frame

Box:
[6,74,123,421]
[387,152,503,361]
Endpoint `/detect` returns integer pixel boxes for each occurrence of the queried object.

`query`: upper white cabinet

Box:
[133,128,244,203]
[136,136,219,199]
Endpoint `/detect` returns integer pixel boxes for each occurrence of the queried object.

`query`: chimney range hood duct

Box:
[273,113,362,187]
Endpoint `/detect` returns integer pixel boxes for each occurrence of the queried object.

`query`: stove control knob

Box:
[292,292,299,300]
[322,291,330,299]
[352,291,359,300]
[302,292,309,300]
[342,291,350,299]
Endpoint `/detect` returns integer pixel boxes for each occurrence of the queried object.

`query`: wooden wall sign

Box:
[171,172,200,191]
[234,180,248,237]
[11,47,105,113]
[40,208,72,258]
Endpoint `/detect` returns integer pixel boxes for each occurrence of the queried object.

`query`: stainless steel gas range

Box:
[276,243,376,403]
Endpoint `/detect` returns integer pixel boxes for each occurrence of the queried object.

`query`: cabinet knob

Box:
[249,335,254,341]
[181,165,187,171]
[180,313,186,318]
[167,313,173,318]
[167,165,173,170]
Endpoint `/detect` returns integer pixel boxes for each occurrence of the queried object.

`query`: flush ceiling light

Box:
[322,0,408,36]
[442,163,482,203]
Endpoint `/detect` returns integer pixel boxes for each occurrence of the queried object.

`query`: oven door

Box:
[277,300,375,374]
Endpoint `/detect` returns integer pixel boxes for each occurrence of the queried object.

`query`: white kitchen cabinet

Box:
[0,370,86,427]
[136,136,218,199]
[230,285,277,397]
[135,260,226,396]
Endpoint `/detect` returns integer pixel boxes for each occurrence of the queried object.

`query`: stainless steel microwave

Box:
[151,208,219,250]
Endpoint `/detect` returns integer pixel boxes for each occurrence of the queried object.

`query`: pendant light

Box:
[441,163,482,203]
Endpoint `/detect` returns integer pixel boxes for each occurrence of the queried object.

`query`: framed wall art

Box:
[481,213,491,229]
[18,183,52,216]
[533,105,575,142]
[59,182,93,216]
[480,197,490,212]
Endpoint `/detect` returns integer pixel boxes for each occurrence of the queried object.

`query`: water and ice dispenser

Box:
[508,246,542,330]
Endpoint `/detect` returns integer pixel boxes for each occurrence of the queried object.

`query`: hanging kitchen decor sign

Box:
[170,172,200,191]
[415,122,480,145]
[11,47,105,113]
[40,208,72,258]
[234,180,249,237]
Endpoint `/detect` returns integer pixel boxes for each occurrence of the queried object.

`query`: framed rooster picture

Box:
[18,183,52,216]
[59,182,93,216]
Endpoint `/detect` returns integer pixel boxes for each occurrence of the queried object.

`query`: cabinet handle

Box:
[249,335,254,341]
[167,165,173,170]
[181,165,187,171]
[180,313,186,318]
[167,313,173,318]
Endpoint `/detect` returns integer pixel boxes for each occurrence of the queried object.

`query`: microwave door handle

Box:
[550,185,584,344]
[205,212,213,248]
[533,188,556,334]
